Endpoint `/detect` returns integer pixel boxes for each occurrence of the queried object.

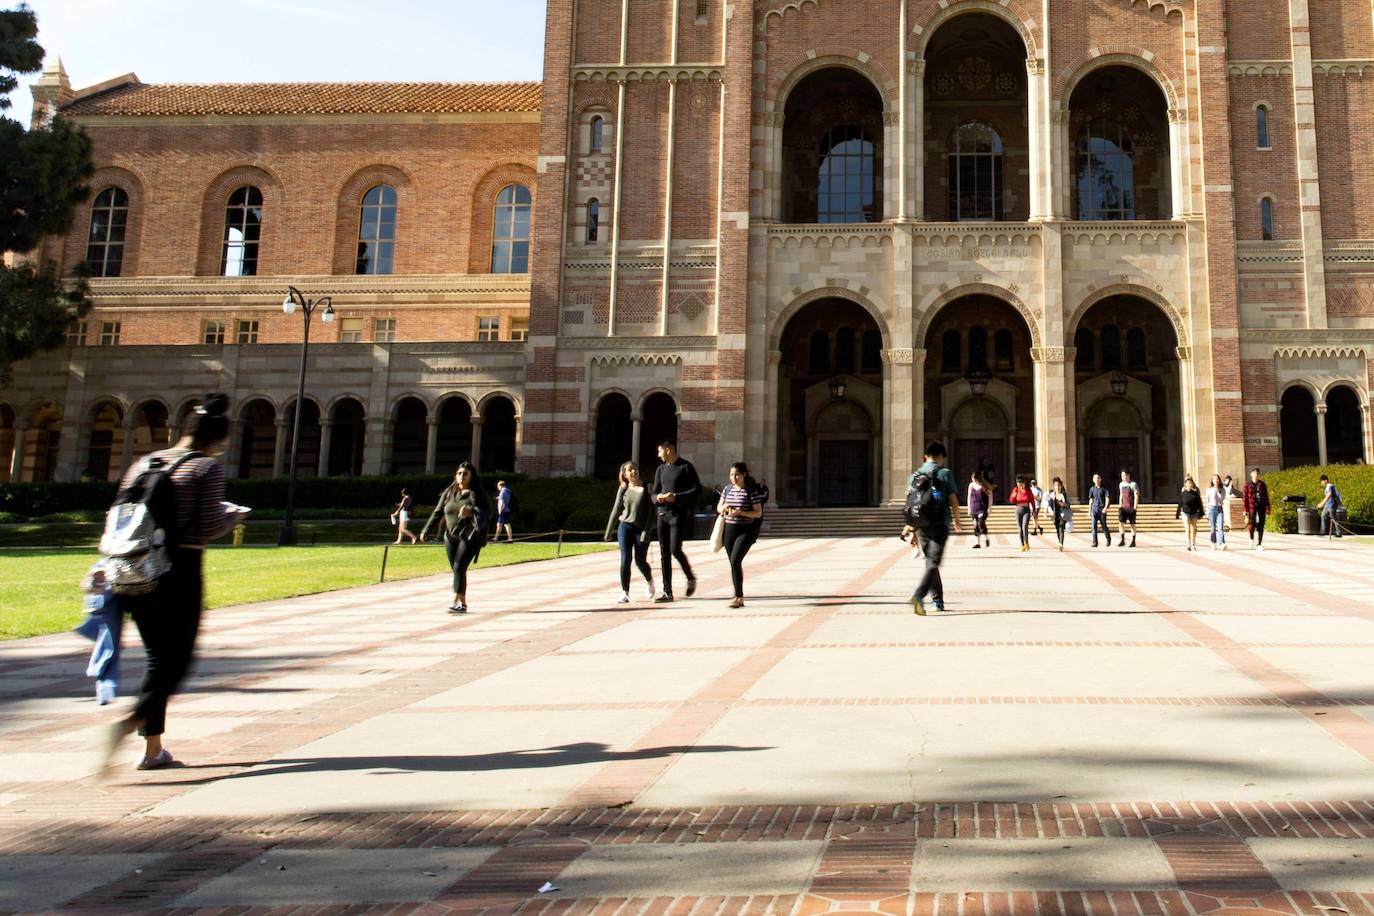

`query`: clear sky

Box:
[5,0,548,116]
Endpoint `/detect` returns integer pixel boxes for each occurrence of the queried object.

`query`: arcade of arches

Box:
[1280,384,1366,469]
[591,391,680,482]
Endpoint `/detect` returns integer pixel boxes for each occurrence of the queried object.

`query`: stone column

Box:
[1315,403,1329,466]
[585,412,599,472]
[362,417,388,476]
[1168,109,1188,219]
[912,348,927,468]
[1176,347,1197,480]
[318,419,334,477]
[470,416,484,468]
[119,415,136,477]
[424,417,439,474]
[8,423,28,482]
[1027,57,1046,220]
[1052,110,1071,218]
[630,411,644,469]
[1033,347,1072,488]
[272,417,289,478]
[1287,0,1329,329]
[912,61,925,220]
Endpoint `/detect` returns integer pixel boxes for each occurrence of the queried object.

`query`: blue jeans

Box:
[1208,506,1226,545]
[617,522,653,591]
[1323,507,1342,537]
[1090,509,1110,545]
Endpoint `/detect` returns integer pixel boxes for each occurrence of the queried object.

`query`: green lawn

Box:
[0,542,612,641]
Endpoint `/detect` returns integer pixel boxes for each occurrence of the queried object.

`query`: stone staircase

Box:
[761,502,1191,538]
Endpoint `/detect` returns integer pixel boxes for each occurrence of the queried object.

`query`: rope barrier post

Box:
[557,529,564,558]
[379,543,389,583]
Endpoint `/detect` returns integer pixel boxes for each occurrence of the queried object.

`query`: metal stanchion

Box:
[379,543,390,583]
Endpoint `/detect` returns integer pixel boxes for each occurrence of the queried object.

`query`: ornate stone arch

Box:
[768,52,897,113]
[433,391,477,416]
[1321,379,1368,402]
[758,0,821,25]
[331,163,414,274]
[237,394,280,418]
[770,286,891,351]
[324,393,369,417]
[1058,51,1181,112]
[916,283,1042,350]
[468,162,537,274]
[477,390,523,417]
[196,164,284,277]
[20,397,62,424]
[912,0,1039,60]
[1280,379,1323,404]
[282,394,325,418]
[86,396,130,421]
[389,392,433,420]
[74,165,148,276]
[1068,284,1189,348]
[637,387,682,416]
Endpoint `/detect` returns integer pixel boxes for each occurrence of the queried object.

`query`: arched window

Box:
[861,329,882,373]
[491,184,532,274]
[1126,327,1147,371]
[817,125,875,223]
[941,329,962,373]
[809,330,830,373]
[356,184,397,275]
[968,326,989,371]
[221,186,263,277]
[993,328,1014,371]
[1100,324,1122,371]
[86,187,129,278]
[1074,327,1095,373]
[1077,120,1135,220]
[1260,197,1275,241]
[1256,105,1270,149]
[586,199,600,243]
[590,116,605,153]
[835,327,856,373]
[948,122,1004,221]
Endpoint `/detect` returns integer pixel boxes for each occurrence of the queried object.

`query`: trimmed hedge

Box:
[1261,465,1374,533]
[0,472,622,538]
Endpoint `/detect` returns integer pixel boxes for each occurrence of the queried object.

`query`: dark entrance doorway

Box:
[1088,437,1141,482]
[953,438,1003,491]
[818,440,869,506]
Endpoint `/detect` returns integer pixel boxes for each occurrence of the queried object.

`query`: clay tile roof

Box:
[62,80,542,117]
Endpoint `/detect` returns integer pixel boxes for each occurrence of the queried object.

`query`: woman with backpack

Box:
[105,393,246,772]
[1177,475,1204,551]
[1043,477,1074,552]
[1008,476,1037,552]
[419,462,490,614]
[966,470,993,548]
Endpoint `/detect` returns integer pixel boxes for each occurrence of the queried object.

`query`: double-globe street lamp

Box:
[278,285,335,546]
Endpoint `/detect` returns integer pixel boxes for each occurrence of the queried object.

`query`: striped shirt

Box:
[119,448,237,547]
[721,483,764,525]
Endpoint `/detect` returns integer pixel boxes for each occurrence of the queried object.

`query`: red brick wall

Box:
[1227,0,1292,59]
[1241,357,1280,469]
[1310,0,1374,59]
[1230,77,1300,241]
[1047,0,1184,104]
[677,0,723,62]
[574,0,623,64]
[618,82,669,239]
[1314,75,1374,239]
[671,82,720,239]
[627,0,673,63]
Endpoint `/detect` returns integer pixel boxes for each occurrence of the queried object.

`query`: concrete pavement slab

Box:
[1191,614,1374,645]
[804,610,1193,644]
[0,854,168,912]
[913,838,1177,891]
[1249,647,1374,697]
[560,616,798,652]
[1248,839,1374,891]
[554,839,826,897]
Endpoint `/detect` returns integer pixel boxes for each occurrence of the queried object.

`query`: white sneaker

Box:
[617,591,630,604]
[645,582,655,600]
[1221,543,1228,551]
[1256,545,1264,552]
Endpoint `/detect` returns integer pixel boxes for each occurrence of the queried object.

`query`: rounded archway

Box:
[1068,65,1172,220]
[1279,386,1318,468]
[86,401,125,481]
[1073,295,1181,497]
[1325,385,1364,465]
[434,397,474,472]
[781,67,885,223]
[777,297,885,505]
[237,399,277,479]
[390,397,428,475]
[638,392,680,476]
[594,392,633,480]
[283,398,322,478]
[922,11,1030,221]
[23,402,62,483]
[128,400,171,466]
[924,293,1034,490]
[327,398,366,477]
[479,395,518,473]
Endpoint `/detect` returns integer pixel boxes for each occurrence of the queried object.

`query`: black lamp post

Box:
[966,367,993,397]
[278,285,335,546]
[1110,370,1129,397]
[828,375,847,399]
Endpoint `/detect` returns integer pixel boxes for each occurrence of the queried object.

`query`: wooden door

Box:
[953,438,1004,491]
[1087,438,1140,484]
[818,440,870,506]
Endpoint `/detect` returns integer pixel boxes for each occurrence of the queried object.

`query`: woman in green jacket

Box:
[604,460,656,603]
[420,462,490,614]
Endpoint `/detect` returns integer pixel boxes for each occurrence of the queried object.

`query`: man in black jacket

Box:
[651,439,700,602]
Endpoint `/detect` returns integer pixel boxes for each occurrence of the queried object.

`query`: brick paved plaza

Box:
[2,533,1373,914]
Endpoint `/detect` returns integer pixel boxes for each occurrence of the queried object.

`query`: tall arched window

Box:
[941,329,962,373]
[221,186,263,277]
[948,122,1004,221]
[1126,327,1148,371]
[993,328,1014,371]
[809,329,830,373]
[356,184,397,275]
[1256,105,1271,149]
[1077,120,1135,220]
[861,329,882,373]
[968,326,989,371]
[1100,324,1122,370]
[86,187,129,278]
[817,125,875,223]
[1074,327,1095,373]
[835,326,856,373]
[1260,197,1275,241]
[491,184,532,274]
[590,116,605,153]
[586,199,600,243]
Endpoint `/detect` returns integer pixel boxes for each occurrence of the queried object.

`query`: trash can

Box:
[1296,505,1320,536]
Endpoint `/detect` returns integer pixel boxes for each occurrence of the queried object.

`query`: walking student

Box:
[392,488,416,544]
[651,439,701,602]
[905,440,961,615]
[420,462,490,613]
[1118,469,1140,547]
[495,480,515,543]
[1205,474,1229,550]
[604,461,656,602]
[1243,467,1272,551]
[1044,477,1073,551]
[966,470,993,548]
[105,393,246,771]
[1177,475,1204,551]
[1087,473,1112,547]
[1318,473,1343,539]
[1009,475,1037,552]
[717,462,765,608]
[1222,474,1237,533]
[1030,478,1045,536]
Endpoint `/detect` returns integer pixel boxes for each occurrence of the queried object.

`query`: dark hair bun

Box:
[201,393,230,418]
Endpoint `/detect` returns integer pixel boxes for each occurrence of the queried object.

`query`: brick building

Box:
[3,0,1373,504]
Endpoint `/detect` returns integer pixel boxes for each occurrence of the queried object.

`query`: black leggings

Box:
[445,534,479,595]
[972,512,989,539]
[617,521,653,592]
[723,523,758,598]
[657,513,696,596]
[1054,512,1068,546]
[1016,505,1032,546]
[127,549,203,738]
[1249,511,1267,546]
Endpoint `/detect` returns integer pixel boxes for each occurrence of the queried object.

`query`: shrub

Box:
[1260,465,1374,533]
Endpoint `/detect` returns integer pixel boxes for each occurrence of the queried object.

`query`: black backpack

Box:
[904,471,946,529]
[98,451,199,594]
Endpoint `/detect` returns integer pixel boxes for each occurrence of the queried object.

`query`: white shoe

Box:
[1255,545,1264,552]
[617,591,630,604]
[1221,543,1228,551]
[645,582,655,600]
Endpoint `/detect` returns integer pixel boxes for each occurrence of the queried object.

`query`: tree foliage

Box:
[0,5,95,386]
